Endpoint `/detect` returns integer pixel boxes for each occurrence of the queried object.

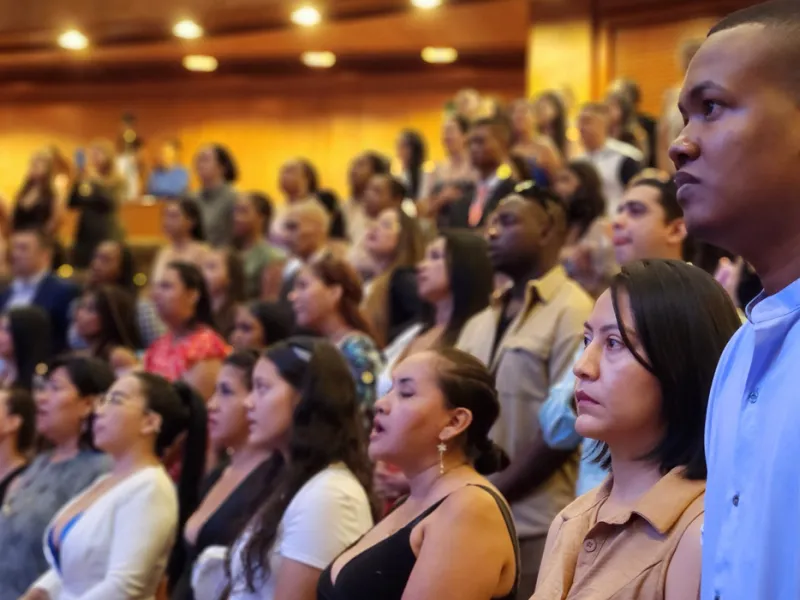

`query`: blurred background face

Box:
[534,97,557,129]
[279,162,305,199]
[230,305,265,351]
[365,208,400,259]
[195,146,221,184]
[511,101,534,136]
[612,185,682,265]
[442,119,467,156]
[89,145,110,172]
[282,211,321,259]
[396,136,412,167]
[349,154,375,196]
[208,365,251,450]
[364,175,393,219]
[417,237,450,303]
[553,167,581,203]
[370,352,453,469]
[468,125,501,171]
[578,110,607,149]
[574,289,664,452]
[153,267,195,327]
[37,366,92,445]
[246,358,297,449]
[289,267,339,330]
[162,202,191,240]
[202,250,230,297]
[485,197,540,274]
[28,154,50,181]
[89,241,122,286]
[233,195,258,240]
[11,233,45,278]
[160,142,178,167]
[74,292,101,341]
[93,375,149,456]
[0,315,13,360]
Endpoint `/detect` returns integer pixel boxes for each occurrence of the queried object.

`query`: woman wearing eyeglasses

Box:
[22,373,207,600]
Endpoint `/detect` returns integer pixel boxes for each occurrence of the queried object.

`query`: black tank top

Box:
[317,484,520,600]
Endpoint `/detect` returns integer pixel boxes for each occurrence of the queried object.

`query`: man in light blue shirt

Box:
[669,2,800,598]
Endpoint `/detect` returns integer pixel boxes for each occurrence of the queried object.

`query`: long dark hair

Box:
[432,347,509,475]
[534,91,568,158]
[14,150,56,217]
[419,231,494,347]
[212,144,239,184]
[5,388,36,454]
[6,306,52,391]
[82,285,142,359]
[167,261,216,330]
[563,161,607,237]
[597,260,741,479]
[247,302,293,348]
[307,254,377,341]
[238,337,377,590]
[175,197,206,242]
[399,129,427,201]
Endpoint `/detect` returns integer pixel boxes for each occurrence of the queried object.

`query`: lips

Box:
[370,417,386,440]
[611,235,630,247]
[575,390,600,407]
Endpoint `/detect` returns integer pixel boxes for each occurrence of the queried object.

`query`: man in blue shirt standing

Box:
[146,139,189,199]
[669,2,800,598]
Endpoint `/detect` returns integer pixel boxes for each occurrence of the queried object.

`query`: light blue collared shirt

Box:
[702,277,800,600]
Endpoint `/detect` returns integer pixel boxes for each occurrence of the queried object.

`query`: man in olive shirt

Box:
[457,182,592,596]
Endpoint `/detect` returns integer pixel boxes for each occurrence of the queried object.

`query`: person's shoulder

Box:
[435,485,508,531]
[295,465,368,508]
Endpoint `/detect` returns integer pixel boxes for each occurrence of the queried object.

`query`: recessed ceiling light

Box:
[58,30,89,51]
[183,55,218,72]
[421,47,457,64]
[301,51,336,68]
[291,5,322,27]
[412,0,442,8]
[173,20,203,40]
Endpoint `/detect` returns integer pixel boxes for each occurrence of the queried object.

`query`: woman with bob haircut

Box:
[534,259,741,600]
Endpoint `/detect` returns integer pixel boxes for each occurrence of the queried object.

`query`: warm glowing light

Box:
[412,0,442,8]
[173,20,203,40]
[301,51,336,68]
[291,6,322,27]
[421,47,457,64]
[58,30,89,50]
[182,55,218,72]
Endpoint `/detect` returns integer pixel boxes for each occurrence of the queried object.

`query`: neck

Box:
[507,258,556,301]
[434,296,453,327]
[318,313,353,342]
[239,231,260,251]
[585,137,606,153]
[517,129,533,144]
[745,226,800,295]
[170,319,197,338]
[352,189,366,204]
[406,452,468,499]
[229,443,271,470]
[111,445,159,478]
[448,147,467,164]
[172,234,191,250]
[0,439,24,477]
[478,160,502,180]
[606,452,663,505]
[51,436,81,464]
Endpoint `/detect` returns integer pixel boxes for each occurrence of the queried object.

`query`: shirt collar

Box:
[563,466,705,536]
[490,265,569,310]
[745,276,800,324]
[13,270,48,290]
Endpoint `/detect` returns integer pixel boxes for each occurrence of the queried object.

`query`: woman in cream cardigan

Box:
[22,374,207,600]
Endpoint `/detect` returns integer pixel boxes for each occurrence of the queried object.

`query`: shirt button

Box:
[732,493,740,507]
[583,539,597,552]
[748,390,759,403]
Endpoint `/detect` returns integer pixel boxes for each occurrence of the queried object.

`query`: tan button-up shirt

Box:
[457,265,592,538]
[535,467,705,600]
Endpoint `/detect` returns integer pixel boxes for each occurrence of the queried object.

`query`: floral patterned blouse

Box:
[337,332,385,409]
[143,325,230,382]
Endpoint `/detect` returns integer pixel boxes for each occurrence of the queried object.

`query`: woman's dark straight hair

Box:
[166,261,216,330]
[237,337,378,591]
[535,91,569,158]
[595,259,741,479]
[176,197,206,242]
[247,302,293,348]
[399,129,427,201]
[564,161,607,238]
[212,144,239,184]
[419,231,494,348]
[84,285,142,360]
[5,388,37,454]
[246,191,274,235]
[6,306,52,391]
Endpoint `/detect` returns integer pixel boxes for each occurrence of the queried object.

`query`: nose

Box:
[485,223,498,241]
[288,289,297,302]
[612,211,626,232]
[243,392,255,411]
[373,392,390,415]
[668,132,701,172]
[207,395,219,412]
[573,341,599,382]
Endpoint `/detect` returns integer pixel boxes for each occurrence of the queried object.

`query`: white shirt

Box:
[193,463,373,600]
[32,466,177,600]
[577,139,643,216]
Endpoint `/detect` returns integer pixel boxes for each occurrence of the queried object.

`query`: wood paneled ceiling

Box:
[0,0,529,84]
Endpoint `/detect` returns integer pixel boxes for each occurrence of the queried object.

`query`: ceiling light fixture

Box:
[291,6,322,27]
[183,55,218,72]
[173,19,203,40]
[58,29,89,51]
[412,0,442,8]
[301,51,336,68]
[421,46,457,64]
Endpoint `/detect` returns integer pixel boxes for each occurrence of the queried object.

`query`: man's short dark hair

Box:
[471,115,512,149]
[630,178,682,222]
[709,0,800,98]
[363,151,390,176]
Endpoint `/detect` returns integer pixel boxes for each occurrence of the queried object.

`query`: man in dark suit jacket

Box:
[444,116,519,229]
[0,228,80,353]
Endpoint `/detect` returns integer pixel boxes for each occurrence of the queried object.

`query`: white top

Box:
[577,139,643,216]
[193,463,373,600]
[32,466,178,600]
[377,322,424,398]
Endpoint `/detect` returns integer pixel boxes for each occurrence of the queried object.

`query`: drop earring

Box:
[437,439,447,475]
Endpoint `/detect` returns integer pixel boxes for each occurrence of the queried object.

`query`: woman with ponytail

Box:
[319,347,519,600]
[23,372,208,600]
[192,337,376,600]
[289,255,384,409]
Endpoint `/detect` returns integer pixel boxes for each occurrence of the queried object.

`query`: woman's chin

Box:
[574,414,605,440]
